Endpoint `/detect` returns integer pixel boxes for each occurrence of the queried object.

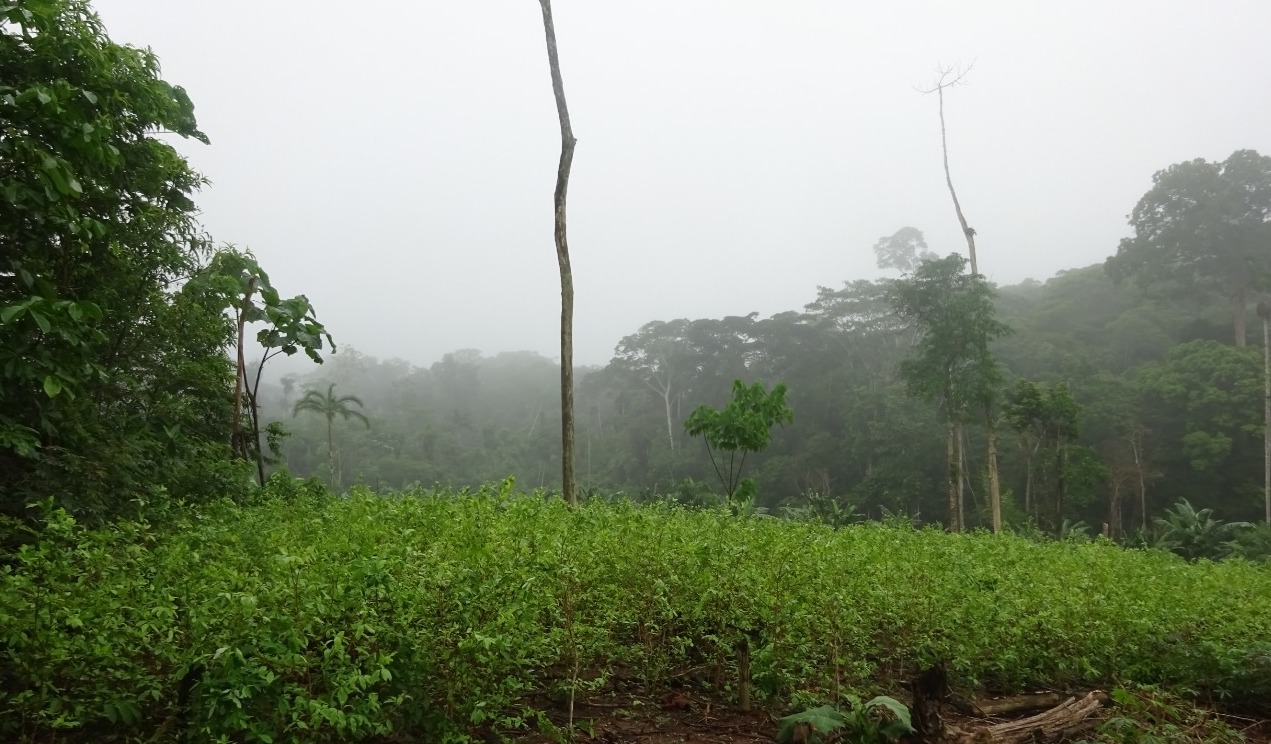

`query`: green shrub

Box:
[4,484,1271,741]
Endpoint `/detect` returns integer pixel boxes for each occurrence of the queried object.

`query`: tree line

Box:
[3,1,1268,543]
[268,149,1271,535]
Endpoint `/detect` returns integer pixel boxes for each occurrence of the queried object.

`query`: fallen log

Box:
[953,691,1106,744]
[969,692,1066,717]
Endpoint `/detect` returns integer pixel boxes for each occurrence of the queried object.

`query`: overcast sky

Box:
[93,0,1271,368]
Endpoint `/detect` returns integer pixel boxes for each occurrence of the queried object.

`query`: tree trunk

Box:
[230,277,258,458]
[956,422,965,531]
[1055,439,1068,535]
[1023,452,1033,518]
[538,0,578,507]
[663,385,675,452]
[986,408,1002,532]
[1261,305,1270,525]
[1132,432,1147,532]
[1109,478,1122,540]
[946,418,961,532]
[326,415,335,485]
[1233,284,1247,347]
[936,83,978,276]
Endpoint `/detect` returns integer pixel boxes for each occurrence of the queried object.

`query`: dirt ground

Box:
[503,688,1271,744]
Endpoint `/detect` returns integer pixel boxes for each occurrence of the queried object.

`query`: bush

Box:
[4,485,1271,741]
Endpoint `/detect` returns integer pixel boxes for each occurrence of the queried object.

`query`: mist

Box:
[93,0,1271,367]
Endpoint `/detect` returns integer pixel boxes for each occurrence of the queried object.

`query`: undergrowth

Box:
[2,478,1270,741]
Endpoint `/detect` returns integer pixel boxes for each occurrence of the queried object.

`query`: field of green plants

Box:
[3,478,1270,742]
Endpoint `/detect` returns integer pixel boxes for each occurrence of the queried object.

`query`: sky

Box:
[92,0,1271,368]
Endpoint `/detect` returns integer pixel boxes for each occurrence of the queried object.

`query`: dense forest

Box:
[1,0,1268,541]
[268,238,1270,536]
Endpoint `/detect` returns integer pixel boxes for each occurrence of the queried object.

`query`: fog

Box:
[94,0,1271,367]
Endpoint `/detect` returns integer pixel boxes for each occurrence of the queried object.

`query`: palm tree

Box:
[292,383,369,485]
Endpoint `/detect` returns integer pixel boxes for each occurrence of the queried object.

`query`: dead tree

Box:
[537,0,578,507]
[921,63,1004,533]
[921,63,979,275]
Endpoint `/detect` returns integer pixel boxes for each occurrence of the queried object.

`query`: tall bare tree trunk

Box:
[1131,431,1147,532]
[928,68,978,275]
[538,0,578,507]
[663,386,675,452]
[986,409,1002,532]
[1259,298,1270,524]
[946,419,958,531]
[1233,285,1248,347]
[946,419,965,532]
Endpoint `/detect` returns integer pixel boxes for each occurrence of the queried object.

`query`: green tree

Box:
[293,384,370,486]
[1005,380,1081,531]
[183,247,335,484]
[0,0,245,517]
[684,380,793,500]
[887,254,1010,531]
[1106,150,1271,347]
[1136,341,1263,519]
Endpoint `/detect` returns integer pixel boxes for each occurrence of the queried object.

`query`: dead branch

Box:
[953,691,1107,744]
[919,62,979,277]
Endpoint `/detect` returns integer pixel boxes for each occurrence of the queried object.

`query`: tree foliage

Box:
[1106,149,1271,347]
[684,379,792,498]
[0,0,243,518]
[293,383,370,487]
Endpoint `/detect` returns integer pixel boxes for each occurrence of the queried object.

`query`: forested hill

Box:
[268,253,1266,534]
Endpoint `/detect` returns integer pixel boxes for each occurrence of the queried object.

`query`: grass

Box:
[3,477,1270,742]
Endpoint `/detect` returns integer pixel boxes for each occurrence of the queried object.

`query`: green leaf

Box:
[864,696,915,738]
[30,309,50,333]
[0,305,23,323]
[777,705,847,743]
[43,375,62,398]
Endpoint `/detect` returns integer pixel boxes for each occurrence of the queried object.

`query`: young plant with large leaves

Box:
[183,248,335,484]
[684,379,792,502]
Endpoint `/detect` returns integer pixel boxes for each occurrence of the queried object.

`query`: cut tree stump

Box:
[952,691,1107,743]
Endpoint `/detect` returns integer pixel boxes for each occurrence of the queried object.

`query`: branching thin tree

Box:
[921,63,978,275]
[538,0,578,507]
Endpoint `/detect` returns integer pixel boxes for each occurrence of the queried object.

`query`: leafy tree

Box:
[1005,380,1081,531]
[612,320,694,453]
[1106,150,1271,347]
[0,0,245,517]
[684,379,792,499]
[887,254,1010,531]
[293,384,370,486]
[873,227,936,274]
